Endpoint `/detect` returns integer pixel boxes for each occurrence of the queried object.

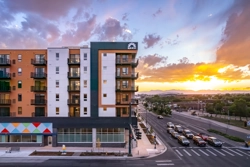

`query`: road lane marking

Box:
[212,148,225,156]
[156,160,172,163]
[198,149,209,156]
[206,149,217,156]
[191,149,200,156]
[183,149,192,156]
[236,149,250,156]
[222,149,235,156]
[157,164,175,166]
[226,148,243,156]
[175,150,183,156]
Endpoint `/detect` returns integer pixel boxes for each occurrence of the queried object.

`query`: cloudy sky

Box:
[1,0,250,92]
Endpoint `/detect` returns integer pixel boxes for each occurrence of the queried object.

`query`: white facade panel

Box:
[80,48,91,117]
[98,107,116,117]
[47,48,69,117]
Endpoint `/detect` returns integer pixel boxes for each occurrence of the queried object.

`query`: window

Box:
[122,80,129,88]
[103,94,107,97]
[18,68,22,76]
[103,66,107,70]
[18,94,22,101]
[122,67,128,75]
[18,80,22,88]
[18,107,22,115]
[56,53,59,60]
[122,108,127,115]
[56,67,59,74]
[84,80,87,88]
[56,94,59,101]
[84,66,87,73]
[103,80,107,84]
[84,94,87,101]
[84,53,87,60]
[56,107,59,115]
[18,55,22,62]
[84,107,87,115]
[56,80,59,88]
[103,107,107,111]
[103,53,107,57]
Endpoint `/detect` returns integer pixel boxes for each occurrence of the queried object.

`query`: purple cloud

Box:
[142,33,162,49]
[153,8,162,17]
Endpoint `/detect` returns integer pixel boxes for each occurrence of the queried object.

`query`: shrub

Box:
[207,129,244,142]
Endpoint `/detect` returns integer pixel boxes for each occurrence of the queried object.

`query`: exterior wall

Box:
[47,48,69,117]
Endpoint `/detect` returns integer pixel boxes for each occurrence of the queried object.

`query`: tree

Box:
[234,98,247,121]
[96,138,101,152]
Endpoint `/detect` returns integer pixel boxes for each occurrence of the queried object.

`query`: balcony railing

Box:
[0,99,11,105]
[31,86,47,92]
[31,99,46,105]
[116,86,138,92]
[116,72,139,79]
[68,58,80,65]
[30,72,47,79]
[68,72,80,79]
[0,59,11,66]
[116,99,138,105]
[0,86,11,92]
[116,58,138,67]
[0,72,11,79]
[67,99,80,105]
[31,59,47,66]
[68,86,80,91]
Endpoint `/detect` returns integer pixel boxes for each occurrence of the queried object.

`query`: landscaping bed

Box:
[80,152,127,156]
[207,129,245,142]
[139,123,146,128]
[30,151,74,156]
[146,135,159,145]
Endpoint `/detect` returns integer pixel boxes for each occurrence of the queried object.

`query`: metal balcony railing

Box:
[31,86,47,92]
[31,59,47,65]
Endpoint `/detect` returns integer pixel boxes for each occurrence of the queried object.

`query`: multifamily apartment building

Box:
[0,42,138,147]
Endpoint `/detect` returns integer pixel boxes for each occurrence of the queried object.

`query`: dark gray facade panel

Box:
[0,143,43,147]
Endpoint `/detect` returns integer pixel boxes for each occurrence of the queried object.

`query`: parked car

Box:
[182,129,194,139]
[174,125,183,133]
[167,128,174,134]
[167,122,175,128]
[177,136,190,146]
[197,133,209,141]
[207,137,222,147]
[158,115,163,119]
[193,136,206,147]
[171,131,180,139]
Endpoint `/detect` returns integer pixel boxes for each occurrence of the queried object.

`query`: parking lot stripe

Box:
[199,149,209,156]
[175,150,183,156]
[206,149,217,156]
[183,149,192,156]
[212,148,226,156]
[191,149,200,156]
[226,148,243,156]
[236,149,250,156]
[222,149,235,156]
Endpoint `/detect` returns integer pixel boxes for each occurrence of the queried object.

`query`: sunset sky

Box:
[1,0,250,92]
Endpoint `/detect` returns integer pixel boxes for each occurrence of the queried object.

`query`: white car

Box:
[158,115,163,119]
[167,122,175,128]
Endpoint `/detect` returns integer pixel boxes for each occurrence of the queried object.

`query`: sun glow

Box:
[184,77,225,91]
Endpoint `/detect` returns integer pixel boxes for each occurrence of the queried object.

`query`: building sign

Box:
[0,122,53,134]
[128,42,136,50]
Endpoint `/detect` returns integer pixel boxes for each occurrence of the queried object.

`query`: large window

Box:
[57,128,92,143]
[0,135,42,143]
[96,128,125,143]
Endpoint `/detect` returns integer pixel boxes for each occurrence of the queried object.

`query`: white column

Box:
[92,128,96,148]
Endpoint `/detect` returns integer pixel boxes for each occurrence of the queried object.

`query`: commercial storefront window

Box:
[96,128,124,143]
[57,128,92,143]
[0,135,42,143]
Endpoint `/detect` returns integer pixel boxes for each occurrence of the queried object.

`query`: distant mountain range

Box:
[136,89,250,95]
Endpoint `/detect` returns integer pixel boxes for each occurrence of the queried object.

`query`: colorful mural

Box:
[0,123,53,134]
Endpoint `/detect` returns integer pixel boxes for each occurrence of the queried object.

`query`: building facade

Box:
[0,42,138,147]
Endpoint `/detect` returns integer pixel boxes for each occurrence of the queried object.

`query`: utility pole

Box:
[128,101,132,156]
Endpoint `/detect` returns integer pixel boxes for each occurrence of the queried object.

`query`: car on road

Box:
[182,129,194,139]
[174,125,183,133]
[207,137,222,147]
[197,133,209,141]
[167,122,174,128]
[158,115,163,119]
[171,131,180,139]
[177,136,190,146]
[193,136,206,147]
[167,128,174,134]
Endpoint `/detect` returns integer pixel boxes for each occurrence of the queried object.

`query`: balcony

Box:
[116,86,138,92]
[68,86,80,92]
[116,72,139,79]
[30,72,47,79]
[0,72,11,79]
[67,99,80,105]
[116,99,138,105]
[31,86,47,92]
[68,58,80,65]
[31,99,46,105]
[116,58,138,67]
[0,86,11,92]
[68,72,80,79]
[0,99,11,105]
[31,59,47,66]
[0,59,11,66]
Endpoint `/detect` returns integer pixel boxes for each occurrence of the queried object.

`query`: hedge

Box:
[207,129,245,142]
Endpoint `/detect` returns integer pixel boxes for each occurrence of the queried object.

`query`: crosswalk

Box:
[174,148,250,157]
[155,160,174,166]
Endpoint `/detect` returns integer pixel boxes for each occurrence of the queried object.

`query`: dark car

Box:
[171,131,180,139]
[197,133,209,141]
[193,136,206,147]
[177,136,190,146]
[182,129,194,139]
[207,137,222,147]
[174,125,183,133]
